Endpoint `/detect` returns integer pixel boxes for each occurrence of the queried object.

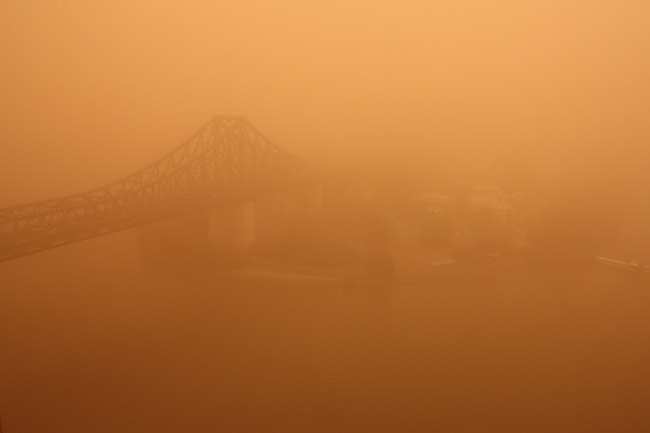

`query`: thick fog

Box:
[2,0,650,203]
[2,1,650,433]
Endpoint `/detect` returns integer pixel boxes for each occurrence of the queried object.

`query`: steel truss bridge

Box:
[0,116,311,263]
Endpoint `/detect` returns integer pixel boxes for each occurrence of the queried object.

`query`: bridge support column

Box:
[208,202,256,249]
[307,183,323,217]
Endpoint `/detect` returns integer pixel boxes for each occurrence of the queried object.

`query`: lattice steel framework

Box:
[0,116,311,263]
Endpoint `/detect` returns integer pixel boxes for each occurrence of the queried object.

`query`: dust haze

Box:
[1,1,650,432]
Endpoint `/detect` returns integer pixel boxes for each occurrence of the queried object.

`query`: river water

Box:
[1,231,649,432]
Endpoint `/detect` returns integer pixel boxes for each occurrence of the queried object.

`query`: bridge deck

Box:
[0,117,312,263]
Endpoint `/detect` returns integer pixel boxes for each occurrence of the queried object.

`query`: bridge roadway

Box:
[0,116,313,263]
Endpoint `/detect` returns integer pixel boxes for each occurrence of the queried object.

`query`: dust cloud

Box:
[2,1,650,432]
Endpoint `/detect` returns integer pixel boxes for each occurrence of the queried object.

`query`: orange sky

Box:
[1,0,650,204]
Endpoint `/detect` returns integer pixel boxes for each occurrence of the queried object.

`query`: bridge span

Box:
[0,116,316,263]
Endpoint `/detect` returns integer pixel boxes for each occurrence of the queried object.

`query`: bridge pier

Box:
[307,183,323,217]
[208,202,256,249]
[135,184,322,263]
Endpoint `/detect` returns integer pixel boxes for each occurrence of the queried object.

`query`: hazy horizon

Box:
[2,0,650,204]
[2,2,650,432]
